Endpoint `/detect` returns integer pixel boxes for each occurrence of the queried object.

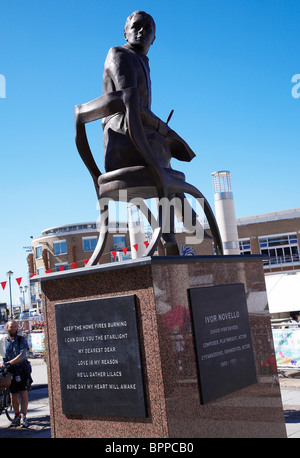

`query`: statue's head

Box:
[124,11,156,55]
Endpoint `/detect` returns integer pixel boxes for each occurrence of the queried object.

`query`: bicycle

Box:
[0,364,13,422]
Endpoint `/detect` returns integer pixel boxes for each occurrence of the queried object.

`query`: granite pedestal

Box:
[38,255,286,438]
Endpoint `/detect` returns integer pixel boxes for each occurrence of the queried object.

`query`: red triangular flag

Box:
[16,277,22,286]
[144,241,149,248]
[45,269,51,274]
[58,266,65,271]
[98,258,101,264]
[1,281,7,290]
[122,247,128,255]
[112,250,117,259]
[30,274,36,278]
[83,259,89,265]
[133,244,138,251]
[71,262,78,269]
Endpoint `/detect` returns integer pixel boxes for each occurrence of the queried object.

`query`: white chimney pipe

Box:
[211,171,240,255]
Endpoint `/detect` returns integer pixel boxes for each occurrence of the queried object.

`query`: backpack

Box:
[5,335,33,388]
[17,336,33,389]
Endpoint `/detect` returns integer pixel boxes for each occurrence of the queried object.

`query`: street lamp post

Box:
[19,285,28,312]
[6,270,13,318]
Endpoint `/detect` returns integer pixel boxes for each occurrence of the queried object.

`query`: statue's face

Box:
[124,13,156,54]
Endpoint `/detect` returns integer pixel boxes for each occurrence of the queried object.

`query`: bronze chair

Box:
[75,87,223,266]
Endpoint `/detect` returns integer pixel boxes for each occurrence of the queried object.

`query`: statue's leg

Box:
[160,193,179,255]
[87,203,109,266]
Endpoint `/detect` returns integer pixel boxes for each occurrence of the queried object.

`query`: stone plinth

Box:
[37,256,286,438]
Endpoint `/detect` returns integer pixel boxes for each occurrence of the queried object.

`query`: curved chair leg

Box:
[88,198,164,266]
[87,178,222,266]
[173,192,204,246]
[200,198,223,255]
[187,189,222,254]
[169,178,223,255]
[87,204,109,266]
[130,198,164,257]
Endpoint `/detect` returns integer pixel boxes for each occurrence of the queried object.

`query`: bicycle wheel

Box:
[4,389,13,422]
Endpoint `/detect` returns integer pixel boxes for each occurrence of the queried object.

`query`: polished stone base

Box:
[39,255,286,438]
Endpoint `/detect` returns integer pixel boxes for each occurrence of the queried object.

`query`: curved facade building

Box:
[29,221,130,276]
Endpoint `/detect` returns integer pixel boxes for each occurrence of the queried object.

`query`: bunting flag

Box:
[0,238,152,283]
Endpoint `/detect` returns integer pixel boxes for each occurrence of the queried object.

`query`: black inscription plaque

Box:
[188,284,257,404]
[55,295,147,417]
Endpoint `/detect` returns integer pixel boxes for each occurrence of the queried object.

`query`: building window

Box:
[110,251,131,262]
[239,239,251,255]
[36,246,43,259]
[55,263,68,271]
[118,252,131,261]
[37,267,45,276]
[54,240,67,255]
[82,236,98,252]
[113,235,126,250]
[110,235,128,262]
[259,233,300,266]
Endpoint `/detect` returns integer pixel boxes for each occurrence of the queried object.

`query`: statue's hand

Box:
[140,104,170,137]
[157,119,170,137]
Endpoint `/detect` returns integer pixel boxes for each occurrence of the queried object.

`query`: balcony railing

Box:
[263,253,300,267]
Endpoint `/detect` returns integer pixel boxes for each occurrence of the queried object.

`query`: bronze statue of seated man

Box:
[102,11,194,174]
[75,11,222,263]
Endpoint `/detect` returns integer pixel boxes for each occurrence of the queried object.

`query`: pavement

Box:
[1,360,300,438]
[278,369,300,438]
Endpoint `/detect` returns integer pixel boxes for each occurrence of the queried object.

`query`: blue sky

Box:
[0,0,299,305]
